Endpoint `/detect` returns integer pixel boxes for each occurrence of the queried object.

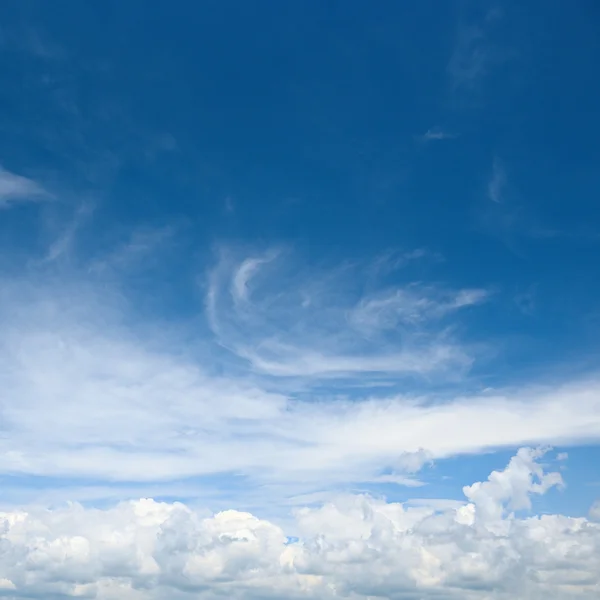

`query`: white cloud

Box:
[231,254,277,305]
[349,286,488,333]
[366,473,426,487]
[1,243,599,597]
[0,449,598,599]
[207,250,486,380]
[0,247,599,511]
[463,447,564,522]
[0,166,48,208]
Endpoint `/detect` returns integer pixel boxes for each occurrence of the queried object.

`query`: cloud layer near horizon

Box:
[1,448,599,600]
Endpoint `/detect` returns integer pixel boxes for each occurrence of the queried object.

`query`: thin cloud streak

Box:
[419,128,457,142]
[447,7,504,97]
[488,156,506,203]
[43,202,94,263]
[88,224,176,273]
[0,166,49,208]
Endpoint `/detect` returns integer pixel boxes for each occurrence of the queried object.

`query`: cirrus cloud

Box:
[0,252,600,510]
[0,166,49,208]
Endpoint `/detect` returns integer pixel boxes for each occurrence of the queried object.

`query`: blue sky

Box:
[1,2,600,598]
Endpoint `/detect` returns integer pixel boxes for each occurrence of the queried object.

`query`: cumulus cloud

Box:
[0,166,48,208]
[0,448,598,599]
[463,447,564,522]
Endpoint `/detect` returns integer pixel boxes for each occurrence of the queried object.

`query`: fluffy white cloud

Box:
[463,447,564,522]
[1,448,598,599]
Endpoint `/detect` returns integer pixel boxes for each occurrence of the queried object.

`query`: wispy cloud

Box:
[42,202,94,263]
[488,156,506,203]
[479,159,566,250]
[367,248,443,278]
[349,286,488,333]
[448,7,504,95]
[207,248,485,381]
[448,23,487,91]
[89,224,176,274]
[1,249,600,512]
[418,128,457,143]
[0,166,49,208]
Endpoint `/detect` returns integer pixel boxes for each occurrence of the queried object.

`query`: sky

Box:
[1,1,600,598]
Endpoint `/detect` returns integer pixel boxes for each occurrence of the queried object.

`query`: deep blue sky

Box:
[0,0,599,520]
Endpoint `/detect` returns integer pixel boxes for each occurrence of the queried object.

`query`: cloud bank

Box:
[1,448,599,599]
